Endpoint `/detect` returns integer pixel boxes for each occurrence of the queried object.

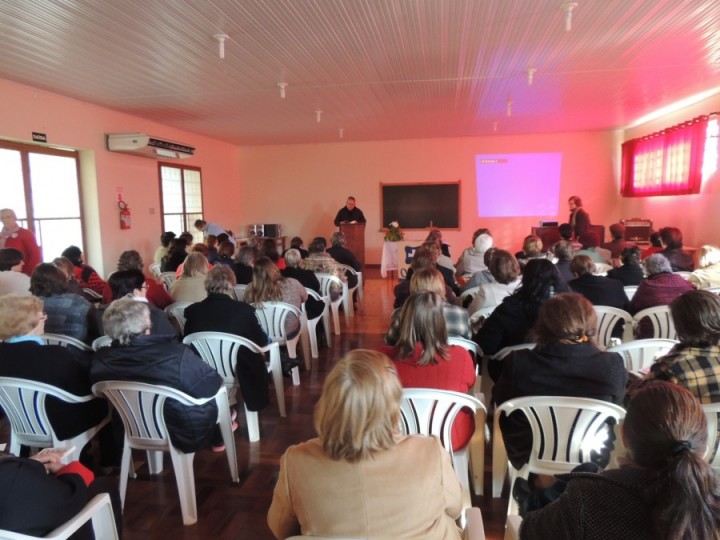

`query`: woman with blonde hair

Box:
[689,244,720,289]
[380,291,475,450]
[244,256,307,339]
[521,381,720,539]
[168,251,209,303]
[267,349,463,539]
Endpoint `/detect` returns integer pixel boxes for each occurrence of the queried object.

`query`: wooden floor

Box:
[5,268,511,539]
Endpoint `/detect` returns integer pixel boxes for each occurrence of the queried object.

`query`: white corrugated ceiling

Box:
[0,0,718,145]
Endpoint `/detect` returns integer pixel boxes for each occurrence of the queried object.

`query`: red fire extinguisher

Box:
[118,196,131,230]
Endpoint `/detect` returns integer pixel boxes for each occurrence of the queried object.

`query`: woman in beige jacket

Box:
[267,349,463,540]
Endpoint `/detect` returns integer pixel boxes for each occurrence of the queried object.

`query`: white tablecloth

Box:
[380,241,399,277]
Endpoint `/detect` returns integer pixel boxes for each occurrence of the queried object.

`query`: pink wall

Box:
[619,93,720,248]
[238,132,619,263]
[0,77,241,274]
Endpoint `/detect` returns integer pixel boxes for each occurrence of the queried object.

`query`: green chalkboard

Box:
[381,182,460,229]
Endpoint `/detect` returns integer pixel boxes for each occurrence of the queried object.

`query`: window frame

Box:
[157,162,204,238]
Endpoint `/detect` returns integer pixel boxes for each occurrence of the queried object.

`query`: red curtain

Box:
[621,115,708,197]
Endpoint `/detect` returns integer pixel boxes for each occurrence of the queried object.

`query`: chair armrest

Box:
[45,493,118,540]
[504,515,522,540]
[463,507,486,540]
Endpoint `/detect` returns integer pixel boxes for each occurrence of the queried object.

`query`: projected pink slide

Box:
[475,153,562,217]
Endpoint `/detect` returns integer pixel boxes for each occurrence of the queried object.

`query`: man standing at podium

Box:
[334,196,366,226]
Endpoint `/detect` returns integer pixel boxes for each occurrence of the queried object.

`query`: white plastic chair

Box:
[674,271,693,280]
[703,402,720,472]
[0,492,119,540]
[149,263,162,279]
[164,301,192,335]
[0,377,110,463]
[448,337,484,402]
[623,285,638,300]
[335,264,358,321]
[233,284,247,301]
[399,389,487,505]
[469,305,496,333]
[82,288,103,302]
[632,305,677,340]
[183,330,286,426]
[485,343,536,412]
[607,338,678,372]
[158,271,177,291]
[492,396,625,513]
[336,264,364,304]
[593,263,612,276]
[460,286,481,308]
[253,301,304,386]
[316,273,344,336]
[593,306,633,347]
[705,286,720,295]
[504,515,522,540]
[91,381,238,526]
[303,288,331,359]
[91,335,113,351]
[38,333,91,352]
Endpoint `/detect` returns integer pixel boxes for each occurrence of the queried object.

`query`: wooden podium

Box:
[339,223,365,266]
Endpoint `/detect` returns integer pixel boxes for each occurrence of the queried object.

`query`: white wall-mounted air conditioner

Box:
[106,133,195,159]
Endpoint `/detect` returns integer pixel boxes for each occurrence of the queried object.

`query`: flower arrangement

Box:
[384,221,404,242]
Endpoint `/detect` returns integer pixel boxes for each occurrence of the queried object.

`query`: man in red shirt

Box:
[0,208,41,276]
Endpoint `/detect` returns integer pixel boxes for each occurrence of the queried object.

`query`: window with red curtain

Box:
[621,115,709,197]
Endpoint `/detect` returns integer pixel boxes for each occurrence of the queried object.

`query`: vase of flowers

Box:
[384,221,404,241]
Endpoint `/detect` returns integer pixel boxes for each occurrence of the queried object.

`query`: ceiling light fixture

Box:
[562,3,578,32]
[527,67,536,86]
[315,110,323,123]
[277,82,288,99]
[214,33,229,59]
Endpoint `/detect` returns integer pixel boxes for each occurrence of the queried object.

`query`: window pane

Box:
[163,214,184,235]
[28,153,81,218]
[161,166,183,213]
[0,149,27,219]
[184,170,202,213]
[186,212,203,244]
[35,218,83,263]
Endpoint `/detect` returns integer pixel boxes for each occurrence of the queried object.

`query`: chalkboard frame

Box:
[381,181,460,230]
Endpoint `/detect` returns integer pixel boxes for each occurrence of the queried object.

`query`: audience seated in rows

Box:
[267,350,464,540]
[601,222,635,260]
[394,246,458,308]
[648,290,720,403]
[169,252,209,303]
[102,249,172,309]
[568,255,629,312]
[552,240,575,284]
[183,264,270,411]
[575,231,612,265]
[467,249,521,318]
[281,248,324,320]
[689,244,720,289]
[520,382,720,539]
[493,293,626,471]
[0,247,30,296]
[0,294,109,454]
[426,230,456,275]
[606,245,644,286]
[455,229,493,278]
[380,291,475,450]
[475,258,569,380]
[630,253,694,338]
[386,267,471,345]
[282,236,309,259]
[61,245,106,297]
[153,231,176,265]
[659,226,694,271]
[91,298,226,453]
[30,263,98,343]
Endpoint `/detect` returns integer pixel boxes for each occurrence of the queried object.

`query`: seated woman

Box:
[281,248,324,320]
[102,249,172,309]
[648,289,720,403]
[568,255,629,311]
[380,291,475,450]
[467,249,521,318]
[575,231,612,265]
[606,245,644,286]
[233,245,257,285]
[689,244,720,289]
[169,252,210,303]
[455,230,493,278]
[475,258,569,379]
[91,298,226,453]
[52,256,85,296]
[515,235,549,267]
[153,231,176,265]
[244,256,307,339]
[520,381,720,539]
[258,237,285,270]
[0,295,108,449]
[553,240,575,284]
[0,452,122,539]
[160,237,188,273]
[267,349,464,540]
[30,263,97,343]
[386,267,471,345]
[395,246,459,308]
[0,247,31,296]
[97,269,177,337]
[60,245,106,296]
[492,293,626,470]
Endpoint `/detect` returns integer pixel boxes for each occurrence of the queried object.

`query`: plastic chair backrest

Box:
[593,263,612,276]
[632,305,677,340]
[149,263,162,278]
[316,273,343,301]
[159,271,177,290]
[491,343,535,361]
[91,335,113,351]
[607,338,678,372]
[623,285,638,300]
[593,306,633,347]
[38,333,91,352]
[704,286,720,295]
[460,286,481,307]
[233,284,247,301]
[674,271,692,280]
[253,301,301,343]
[497,396,625,476]
[448,337,480,357]
[703,402,720,471]
[164,302,192,334]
